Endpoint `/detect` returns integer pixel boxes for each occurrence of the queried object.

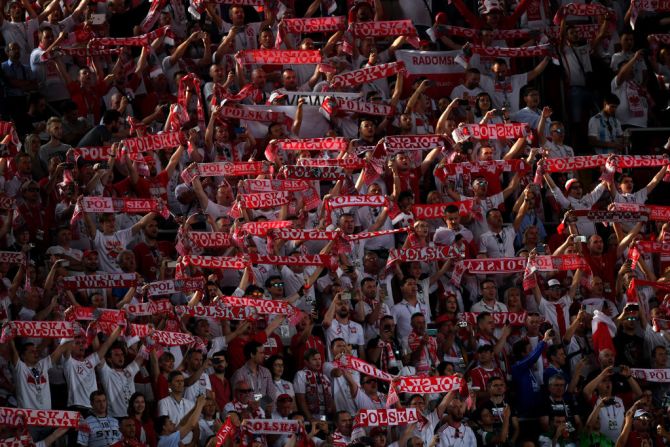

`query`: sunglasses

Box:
[271,282,284,287]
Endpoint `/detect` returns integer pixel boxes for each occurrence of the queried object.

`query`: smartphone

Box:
[575,235,587,243]
[234,127,246,135]
[253,393,263,401]
[427,328,438,336]
[611,366,622,374]
[319,415,327,422]
[90,13,106,25]
[493,109,504,117]
[626,303,640,311]
[536,244,545,254]
[604,397,617,406]
[457,99,469,106]
[167,261,178,268]
[61,260,69,267]
[341,291,351,302]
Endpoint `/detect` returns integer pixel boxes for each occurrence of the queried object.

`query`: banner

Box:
[395,50,464,98]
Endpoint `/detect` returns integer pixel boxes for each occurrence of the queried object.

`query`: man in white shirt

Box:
[9,337,71,410]
[532,275,581,339]
[0,0,40,65]
[611,50,648,129]
[478,57,549,112]
[82,211,157,273]
[64,326,122,410]
[323,294,365,360]
[391,277,432,343]
[158,371,196,445]
[479,207,526,259]
[439,398,477,446]
[98,341,145,417]
[544,175,607,237]
[323,338,358,414]
[450,67,484,106]
[511,86,551,136]
[342,370,385,411]
[471,278,509,313]
[587,94,624,154]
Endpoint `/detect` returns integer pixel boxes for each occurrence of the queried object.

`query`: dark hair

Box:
[106,341,126,358]
[546,344,564,360]
[102,109,122,125]
[603,93,620,106]
[360,277,376,288]
[445,205,459,214]
[244,340,263,360]
[476,311,492,325]
[127,392,149,422]
[167,370,183,384]
[330,337,346,348]
[264,354,285,378]
[265,275,283,288]
[304,348,320,362]
[155,415,171,435]
[513,339,531,361]
[90,390,106,405]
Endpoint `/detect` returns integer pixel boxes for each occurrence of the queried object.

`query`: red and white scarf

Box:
[235,50,321,65]
[90,26,173,47]
[354,408,419,427]
[241,220,293,236]
[278,165,346,180]
[298,157,367,170]
[1,321,80,342]
[122,131,184,154]
[239,191,290,209]
[630,0,670,28]
[146,278,205,297]
[469,44,552,58]
[386,246,452,267]
[459,312,528,326]
[72,146,113,161]
[174,304,256,320]
[124,299,174,316]
[334,355,395,382]
[220,296,295,316]
[243,419,300,434]
[265,137,348,162]
[0,251,25,264]
[330,61,406,89]
[613,203,670,221]
[218,107,290,126]
[61,273,138,289]
[0,407,82,428]
[350,20,419,47]
[383,134,445,153]
[452,123,529,143]
[553,3,612,25]
[282,16,346,34]
[630,368,670,382]
[241,179,310,192]
[72,197,169,222]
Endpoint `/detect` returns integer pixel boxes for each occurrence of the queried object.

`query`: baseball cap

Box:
[277,394,293,402]
[565,178,579,191]
[481,0,503,14]
[634,409,651,419]
[548,279,561,288]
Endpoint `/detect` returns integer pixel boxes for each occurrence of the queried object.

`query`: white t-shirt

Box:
[538,295,572,335]
[15,356,52,409]
[93,228,135,273]
[479,73,528,112]
[325,319,365,359]
[354,387,385,411]
[77,415,121,447]
[544,141,575,159]
[391,298,432,343]
[0,19,38,64]
[99,361,140,417]
[597,396,625,443]
[183,371,212,402]
[158,395,195,444]
[323,362,358,415]
[64,353,100,408]
[479,226,517,258]
[611,77,648,128]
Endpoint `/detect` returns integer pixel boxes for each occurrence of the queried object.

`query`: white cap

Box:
[548,279,561,288]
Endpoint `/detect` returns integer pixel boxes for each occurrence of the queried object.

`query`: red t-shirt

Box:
[133,241,176,281]
[67,80,110,123]
[583,249,618,301]
[290,334,326,371]
[228,332,268,371]
[114,170,170,202]
[209,373,231,411]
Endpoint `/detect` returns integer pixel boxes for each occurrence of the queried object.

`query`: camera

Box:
[457,99,470,106]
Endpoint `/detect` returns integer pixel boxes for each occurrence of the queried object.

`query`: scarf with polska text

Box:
[265,137,348,162]
[235,49,322,65]
[220,295,296,316]
[612,203,670,221]
[238,191,290,209]
[89,25,174,47]
[0,321,81,342]
[544,154,668,172]
[240,178,310,192]
[217,107,291,127]
[282,16,346,34]
[297,157,367,170]
[354,408,420,427]
[71,197,169,223]
[302,368,334,418]
[174,303,257,320]
[330,61,406,89]
[570,209,648,222]
[630,0,670,29]
[382,134,445,154]
[553,2,612,25]
[241,220,293,236]
[349,20,420,48]
[278,165,346,180]
[386,246,452,268]
[145,278,205,297]
[72,146,112,161]
[181,161,270,184]
[124,299,174,315]
[630,368,670,382]
[0,407,83,428]
[334,354,395,382]
[452,123,529,143]
[469,44,552,58]
[436,160,528,178]
[0,251,25,264]
[459,312,528,326]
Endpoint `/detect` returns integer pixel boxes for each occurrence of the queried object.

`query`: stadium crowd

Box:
[1,0,670,446]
